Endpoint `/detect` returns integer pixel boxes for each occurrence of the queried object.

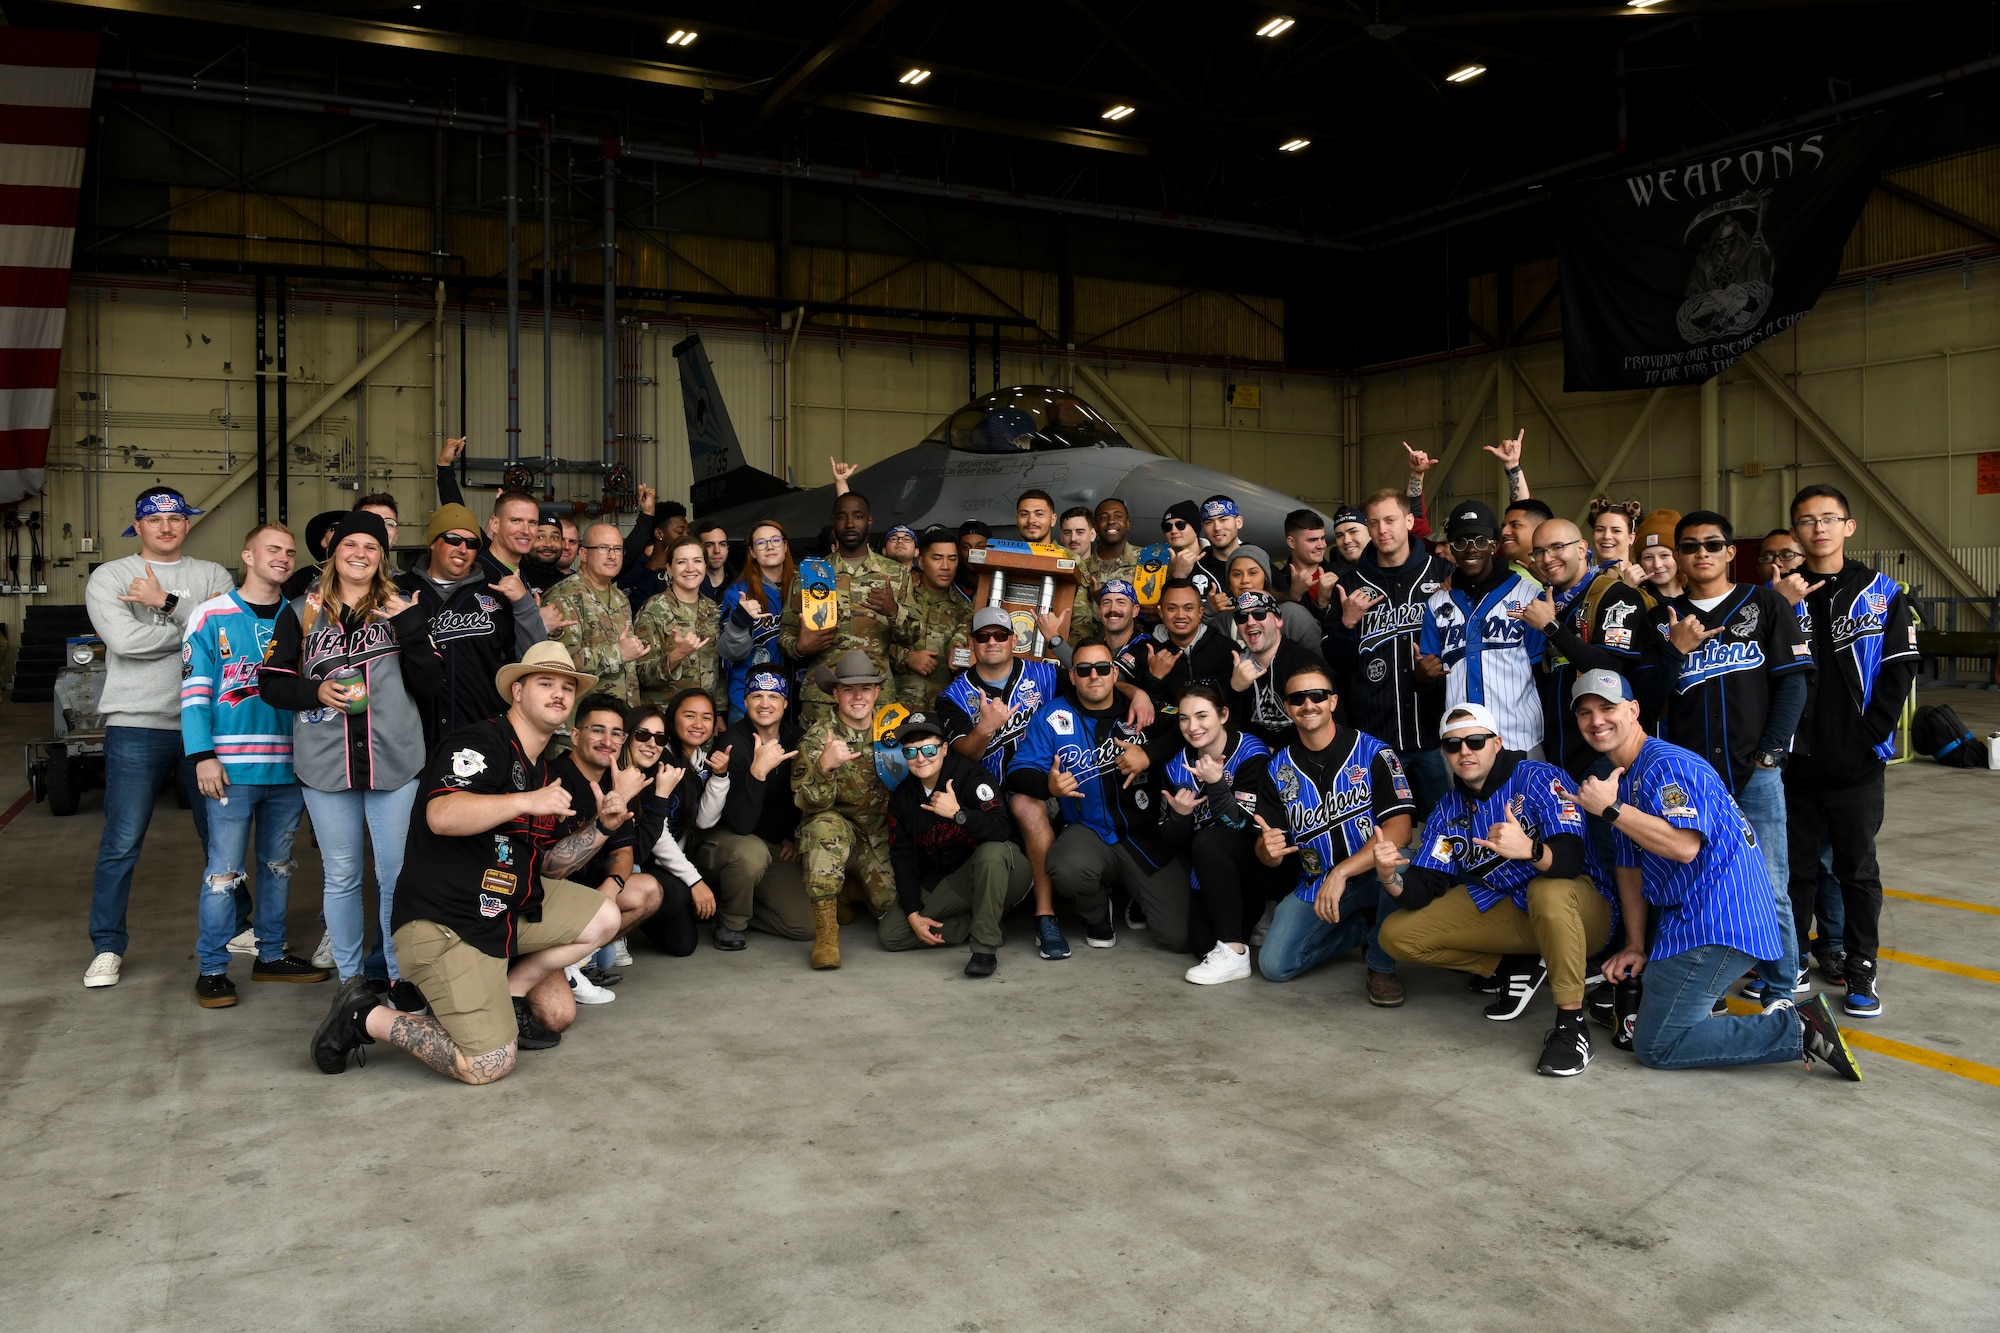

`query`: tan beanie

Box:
[1634,508,1681,553]
[426,503,481,544]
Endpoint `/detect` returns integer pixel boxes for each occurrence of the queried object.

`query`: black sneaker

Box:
[713,926,748,951]
[1124,900,1148,932]
[513,995,562,1050]
[1482,955,1547,1021]
[1817,951,1847,986]
[1536,1012,1593,1077]
[581,964,623,988]
[1798,992,1863,1082]
[1468,970,1503,995]
[964,951,997,978]
[1710,994,1730,1016]
[1585,988,1615,1030]
[310,976,380,1074]
[252,954,332,984]
[386,979,428,1013]
[195,973,238,1008]
[1844,956,1883,1019]
[1084,916,1116,949]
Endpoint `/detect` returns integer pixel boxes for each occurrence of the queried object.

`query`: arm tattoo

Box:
[1506,465,1527,501]
[384,1012,514,1084]
[542,826,606,879]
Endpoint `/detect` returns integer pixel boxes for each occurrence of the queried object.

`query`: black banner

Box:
[1554,117,1892,391]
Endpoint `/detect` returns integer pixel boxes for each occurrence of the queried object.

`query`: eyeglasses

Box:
[751,535,786,550]
[1794,514,1850,531]
[1676,538,1731,555]
[1440,733,1498,754]
[1528,539,1585,561]
[1283,688,1333,706]
[901,741,943,760]
[436,533,478,548]
[1233,610,1274,624]
[1449,536,1495,553]
[578,543,620,553]
[971,629,1012,644]
[1162,519,1191,531]
[379,519,400,530]
[1072,661,1117,677]
[1758,549,1804,566]
[580,724,626,740]
[629,727,666,746]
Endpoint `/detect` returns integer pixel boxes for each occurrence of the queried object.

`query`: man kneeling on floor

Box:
[1569,668,1862,1083]
[880,712,1032,976]
[311,643,624,1083]
[1374,703,1616,1076]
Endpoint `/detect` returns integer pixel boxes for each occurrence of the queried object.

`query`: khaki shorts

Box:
[391,878,606,1057]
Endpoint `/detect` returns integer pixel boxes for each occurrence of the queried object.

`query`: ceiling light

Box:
[1102,104,1135,121]
[1627,1,1669,7]
[1445,63,1486,83]
[1256,16,1296,37]
[666,29,697,47]
[1278,138,1309,152]
[898,68,932,86]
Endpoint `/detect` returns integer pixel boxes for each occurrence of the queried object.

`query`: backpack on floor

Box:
[1911,703,1989,769]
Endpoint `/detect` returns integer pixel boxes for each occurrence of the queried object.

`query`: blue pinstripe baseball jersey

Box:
[1419,570,1546,752]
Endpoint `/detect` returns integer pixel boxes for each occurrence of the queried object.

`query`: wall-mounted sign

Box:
[1227,384,1261,409]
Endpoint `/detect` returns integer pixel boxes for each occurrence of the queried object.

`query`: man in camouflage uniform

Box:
[780,491,911,724]
[794,649,898,969]
[543,520,649,707]
[1072,496,1140,641]
[634,537,721,704]
[891,526,971,712]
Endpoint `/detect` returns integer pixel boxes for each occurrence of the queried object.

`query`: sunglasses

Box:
[1440,733,1498,754]
[629,728,666,746]
[1283,688,1333,706]
[1449,535,1495,553]
[1162,518,1191,531]
[901,741,943,760]
[1676,538,1730,555]
[1072,661,1117,677]
[436,533,478,548]
[972,629,1013,644]
[1233,610,1274,624]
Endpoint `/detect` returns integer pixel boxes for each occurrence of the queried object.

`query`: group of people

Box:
[77,425,1906,1087]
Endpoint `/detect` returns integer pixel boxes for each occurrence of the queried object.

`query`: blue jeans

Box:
[302,780,418,982]
[1258,875,1390,981]
[1396,747,1450,824]
[195,784,306,974]
[1736,766,1798,992]
[1633,943,1804,1069]
[89,725,212,955]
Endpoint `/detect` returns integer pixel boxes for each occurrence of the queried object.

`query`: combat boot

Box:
[810,900,842,970]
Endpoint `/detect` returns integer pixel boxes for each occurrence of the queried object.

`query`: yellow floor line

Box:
[1720,998,2000,1087]
[1879,948,2000,986]
[1884,888,2000,917]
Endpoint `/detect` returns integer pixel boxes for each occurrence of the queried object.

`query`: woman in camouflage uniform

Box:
[636,536,720,705]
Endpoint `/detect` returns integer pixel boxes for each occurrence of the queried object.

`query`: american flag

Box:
[0,29,98,507]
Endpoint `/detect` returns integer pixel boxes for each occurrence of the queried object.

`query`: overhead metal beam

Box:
[1072,363,1176,459]
[1431,359,1503,490]
[1510,362,1596,485]
[186,316,431,524]
[1873,178,2000,247]
[1572,388,1666,528]
[814,92,1149,156]
[1060,0,1192,111]
[1737,351,1989,603]
[752,0,907,127]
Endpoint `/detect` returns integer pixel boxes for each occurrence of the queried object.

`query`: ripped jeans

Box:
[195,783,306,975]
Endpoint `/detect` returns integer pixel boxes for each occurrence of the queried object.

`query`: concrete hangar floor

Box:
[2,690,1997,1331]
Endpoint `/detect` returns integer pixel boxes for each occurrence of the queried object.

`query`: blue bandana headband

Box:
[1097,578,1137,604]
[745,670,789,698]
[123,491,204,537]
[885,525,916,542]
[1201,498,1239,520]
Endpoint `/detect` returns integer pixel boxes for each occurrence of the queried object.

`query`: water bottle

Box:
[1612,975,1643,1052]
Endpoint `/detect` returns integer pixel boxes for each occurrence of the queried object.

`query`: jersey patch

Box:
[478,893,507,917]
[975,782,995,802]
[1048,710,1074,736]
[1731,602,1761,637]
[451,748,487,778]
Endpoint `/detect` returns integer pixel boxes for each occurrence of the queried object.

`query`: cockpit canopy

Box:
[925,386,1131,453]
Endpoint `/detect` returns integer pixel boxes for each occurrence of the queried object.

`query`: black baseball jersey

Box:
[1643,583,1812,792]
[1323,548,1451,751]
[1117,626,1237,710]
[1537,568,1654,777]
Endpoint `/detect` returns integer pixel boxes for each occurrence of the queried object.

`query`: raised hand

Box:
[1147,642,1182,680]
[1047,754,1081,800]
[1402,441,1437,475]
[750,734,798,781]
[520,778,575,820]
[736,596,765,621]
[1339,584,1382,629]
[1665,606,1726,654]
[830,457,858,491]
[1473,819,1535,862]
[1034,606,1071,643]
[1620,562,1647,589]
[1370,827,1409,885]
[1168,545,1200,577]
[618,626,649,663]
[540,604,578,635]
[820,735,859,773]
[1509,585,1556,630]
[1113,737,1148,788]
[380,591,417,619]
[1576,767,1625,817]
[669,630,709,664]
[1230,650,1265,693]
[637,482,656,515]
[707,744,732,777]
[1254,814,1295,865]
[1772,571,1826,605]
[1207,589,1233,615]
[1164,786,1198,816]
[117,562,169,610]
[654,764,684,799]
[611,759,649,805]
[1483,427,1526,469]
[1191,751,1226,786]
[493,572,528,603]
[921,779,960,821]
[438,435,466,466]
[1412,652,1446,684]
[976,691,1016,736]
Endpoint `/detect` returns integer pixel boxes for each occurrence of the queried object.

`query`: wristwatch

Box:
[952,809,968,826]
[1529,835,1546,864]
[1756,750,1787,770]
[160,593,180,618]
[1602,801,1623,823]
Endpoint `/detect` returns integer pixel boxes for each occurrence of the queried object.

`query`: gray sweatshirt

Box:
[85,552,235,730]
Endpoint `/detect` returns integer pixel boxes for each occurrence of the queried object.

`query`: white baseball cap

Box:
[1438,702,1501,737]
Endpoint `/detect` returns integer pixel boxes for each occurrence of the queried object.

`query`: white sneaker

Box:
[1184,942,1253,986]
[566,964,616,1005]
[612,940,633,968]
[227,928,257,955]
[1250,902,1276,948]
[84,952,122,988]
[311,931,335,970]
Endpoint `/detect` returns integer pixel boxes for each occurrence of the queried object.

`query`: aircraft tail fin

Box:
[673,333,793,517]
